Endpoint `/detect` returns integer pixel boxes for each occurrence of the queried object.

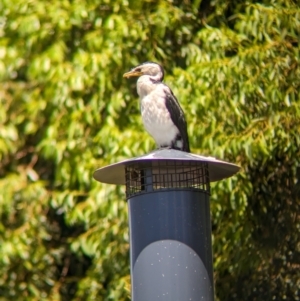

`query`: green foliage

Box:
[0,0,299,300]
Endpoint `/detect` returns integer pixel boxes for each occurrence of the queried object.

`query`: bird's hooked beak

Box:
[123,68,143,78]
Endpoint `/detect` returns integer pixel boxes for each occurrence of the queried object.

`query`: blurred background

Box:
[0,0,299,300]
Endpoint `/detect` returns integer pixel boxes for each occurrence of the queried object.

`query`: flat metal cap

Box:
[93,149,240,185]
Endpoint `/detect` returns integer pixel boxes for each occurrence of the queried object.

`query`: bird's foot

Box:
[157,146,172,150]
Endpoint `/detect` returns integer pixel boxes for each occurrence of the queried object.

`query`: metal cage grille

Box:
[125,160,210,198]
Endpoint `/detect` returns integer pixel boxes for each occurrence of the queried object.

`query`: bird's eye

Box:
[135,68,141,72]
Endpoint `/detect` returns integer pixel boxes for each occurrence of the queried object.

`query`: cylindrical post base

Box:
[128,190,214,301]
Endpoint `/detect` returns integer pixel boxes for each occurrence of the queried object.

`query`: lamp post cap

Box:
[93,149,240,185]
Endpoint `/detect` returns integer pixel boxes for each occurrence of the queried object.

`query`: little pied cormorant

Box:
[123,62,190,152]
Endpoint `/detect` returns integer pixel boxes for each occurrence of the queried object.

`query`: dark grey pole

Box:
[93,149,240,301]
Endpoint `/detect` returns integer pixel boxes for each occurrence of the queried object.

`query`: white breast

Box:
[137,77,179,147]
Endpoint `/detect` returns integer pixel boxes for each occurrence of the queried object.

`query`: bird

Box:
[123,62,190,152]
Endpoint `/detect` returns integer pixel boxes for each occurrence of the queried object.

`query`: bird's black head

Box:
[123,62,164,82]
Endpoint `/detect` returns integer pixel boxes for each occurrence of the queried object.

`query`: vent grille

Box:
[125,160,210,198]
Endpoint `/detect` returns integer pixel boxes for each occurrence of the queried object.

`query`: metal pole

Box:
[125,160,214,301]
[93,149,240,301]
[128,189,214,301]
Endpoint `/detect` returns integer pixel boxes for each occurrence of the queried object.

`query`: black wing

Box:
[164,86,190,152]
